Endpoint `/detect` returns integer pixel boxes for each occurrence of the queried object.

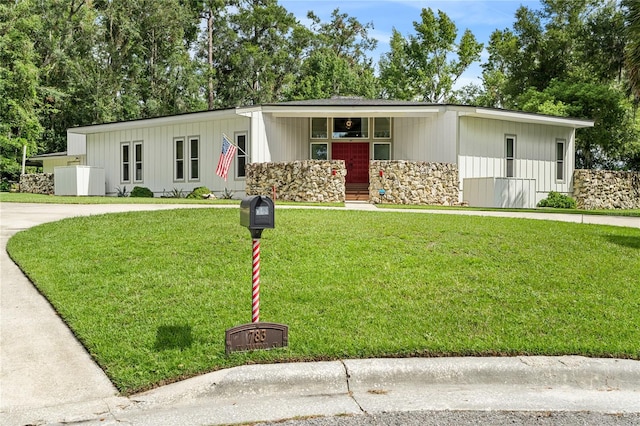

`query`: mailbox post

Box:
[226,196,287,354]
[239,196,275,323]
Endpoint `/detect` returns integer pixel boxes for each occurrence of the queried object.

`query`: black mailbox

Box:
[240,196,274,238]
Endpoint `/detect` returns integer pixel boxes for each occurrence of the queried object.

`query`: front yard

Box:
[5,204,640,394]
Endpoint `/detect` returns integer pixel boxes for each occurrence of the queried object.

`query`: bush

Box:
[186,186,212,199]
[537,191,576,209]
[130,186,154,198]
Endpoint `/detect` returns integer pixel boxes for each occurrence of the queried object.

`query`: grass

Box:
[378,203,640,217]
[0,192,343,207]
[6,207,640,395]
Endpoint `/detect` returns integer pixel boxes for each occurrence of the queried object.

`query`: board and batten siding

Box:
[393,112,457,164]
[262,115,309,162]
[86,115,250,196]
[458,116,575,201]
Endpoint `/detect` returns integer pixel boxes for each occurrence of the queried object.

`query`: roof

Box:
[67,99,594,134]
[29,151,70,160]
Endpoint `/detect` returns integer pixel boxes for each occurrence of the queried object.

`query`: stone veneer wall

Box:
[573,169,640,210]
[19,173,54,195]
[369,161,459,205]
[246,160,347,202]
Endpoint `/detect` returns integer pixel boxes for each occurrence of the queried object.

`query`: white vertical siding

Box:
[458,116,575,200]
[393,113,457,163]
[66,132,86,156]
[263,115,309,162]
[86,115,250,195]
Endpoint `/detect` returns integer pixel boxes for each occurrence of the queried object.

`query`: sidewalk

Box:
[1,202,639,425]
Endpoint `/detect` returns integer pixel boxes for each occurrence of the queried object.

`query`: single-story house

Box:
[56,98,593,206]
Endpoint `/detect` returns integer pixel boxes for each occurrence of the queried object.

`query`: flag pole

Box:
[222,133,247,156]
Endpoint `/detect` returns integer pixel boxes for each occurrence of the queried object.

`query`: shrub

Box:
[186,186,212,199]
[537,191,576,209]
[219,187,235,199]
[130,186,154,198]
[116,186,129,197]
[162,188,185,198]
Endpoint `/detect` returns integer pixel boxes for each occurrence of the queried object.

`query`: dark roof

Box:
[29,151,68,159]
[265,98,439,107]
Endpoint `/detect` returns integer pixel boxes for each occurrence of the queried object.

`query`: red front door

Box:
[332,142,370,184]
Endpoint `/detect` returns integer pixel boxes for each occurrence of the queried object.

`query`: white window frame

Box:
[310,118,328,139]
[174,137,185,182]
[310,142,329,160]
[505,135,516,178]
[121,142,131,184]
[235,131,248,179]
[373,117,392,139]
[373,142,391,160]
[556,139,566,182]
[188,136,200,181]
[332,117,369,139]
[133,141,143,183]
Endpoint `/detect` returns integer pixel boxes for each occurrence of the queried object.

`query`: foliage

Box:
[537,191,577,209]
[162,188,185,198]
[0,1,43,182]
[379,8,483,102]
[130,186,154,198]
[287,9,379,100]
[7,208,639,393]
[219,187,235,199]
[624,0,640,101]
[186,186,212,199]
[116,186,129,197]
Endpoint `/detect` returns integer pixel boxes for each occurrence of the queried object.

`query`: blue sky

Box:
[280,0,543,88]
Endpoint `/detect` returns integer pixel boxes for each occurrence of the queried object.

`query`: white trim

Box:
[235,131,248,180]
[556,139,566,183]
[174,137,185,182]
[505,135,516,178]
[263,105,444,118]
[188,135,200,182]
[457,107,594,128]
[133,141,143,183]
[120,142,131,184]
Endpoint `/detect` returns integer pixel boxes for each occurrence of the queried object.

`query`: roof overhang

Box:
[456,106,594,128]
[67,108,241,135]
[29,152,76,161]
[260,104,444,118]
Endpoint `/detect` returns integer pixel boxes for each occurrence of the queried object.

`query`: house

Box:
[60,99,594,206]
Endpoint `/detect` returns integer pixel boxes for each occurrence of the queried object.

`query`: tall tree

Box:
[378,8,482,103]
[211,0,305,106]
[288,8,378,100]
[0,0,43,182]
[624,0,640,102]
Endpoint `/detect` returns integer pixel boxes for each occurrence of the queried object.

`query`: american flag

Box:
[215,134,237,181]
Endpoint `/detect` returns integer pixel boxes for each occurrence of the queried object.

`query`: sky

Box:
[279,0,544,88]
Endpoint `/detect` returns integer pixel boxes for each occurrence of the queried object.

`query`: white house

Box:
[62,98,594,206]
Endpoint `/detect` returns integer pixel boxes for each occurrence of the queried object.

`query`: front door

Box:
[332,142,369,184]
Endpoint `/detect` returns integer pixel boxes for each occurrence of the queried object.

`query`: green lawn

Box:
[6,207,640,394]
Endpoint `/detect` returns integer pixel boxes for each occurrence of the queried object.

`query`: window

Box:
[333,117,368,138]
[121,143,130,183]
[556,139,565,181]
[374,117,392,139]
[311,118,328,139]
[189,137,199,181]
[505,135,516,177]
[174,138,185,181]
[134,141,143,182]
[310,143,328,160]
[373,143,391,160]
[236,132,247,178]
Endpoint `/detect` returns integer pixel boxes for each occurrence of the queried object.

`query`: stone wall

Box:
[369,161,459,205]
[19,173,54,195]
[246,160,346,202]
[573,169,640,210]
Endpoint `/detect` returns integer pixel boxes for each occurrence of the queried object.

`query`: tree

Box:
[378,8,482,103]
[0,1,43,183]
[624,0,640,102]
[288,9,378,100]
[209,0,305,106]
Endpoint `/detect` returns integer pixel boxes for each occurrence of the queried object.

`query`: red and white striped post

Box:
[251,238,261,323]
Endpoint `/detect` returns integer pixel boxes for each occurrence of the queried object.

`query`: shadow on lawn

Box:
[154,325,193,351]
[606,235,640,249]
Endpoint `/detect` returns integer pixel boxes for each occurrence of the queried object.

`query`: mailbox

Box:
[240,195,274,238]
